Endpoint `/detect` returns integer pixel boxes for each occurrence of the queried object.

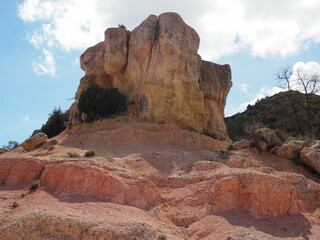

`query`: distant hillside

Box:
[225,90,320,141]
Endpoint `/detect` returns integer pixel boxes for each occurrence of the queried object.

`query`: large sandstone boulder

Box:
[300,140,320,174]
[233,139,250,150]
[276,140,305,160]
[254,128,282,151]
[22,133,48,151]
[69,12,232,140]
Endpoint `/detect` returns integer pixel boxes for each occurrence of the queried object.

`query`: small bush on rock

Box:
[84,150,96,158]
[78,86,127,122]
[41,107,68,138]
[29,181,40,191]
[68,152,80,158]
[11,202,19,209]
[118,24,126,30]
[158,235,167,240]
[0,140,19,153]
[227,144,234,151]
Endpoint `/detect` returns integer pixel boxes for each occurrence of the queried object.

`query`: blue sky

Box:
[1,0,320,146]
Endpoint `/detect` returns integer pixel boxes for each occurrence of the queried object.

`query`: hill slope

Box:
[225,90,320,141]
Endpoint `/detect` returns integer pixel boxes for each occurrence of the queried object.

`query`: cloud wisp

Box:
[239,83,251,92]
[18,0,320,62]
[33,49,56,77]
[22,116,30,122]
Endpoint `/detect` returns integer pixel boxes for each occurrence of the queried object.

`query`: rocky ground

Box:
[1,117,320,240]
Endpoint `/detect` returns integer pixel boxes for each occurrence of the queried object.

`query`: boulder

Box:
[258,141,268,152]
[69,12,232,140]
[22,133,48,151]
[300,140,320,174]
[233,139,250,150]
[276,140,305,160]
[254,128,282,151]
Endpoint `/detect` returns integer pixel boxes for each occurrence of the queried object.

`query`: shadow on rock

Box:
[218,210,311,238]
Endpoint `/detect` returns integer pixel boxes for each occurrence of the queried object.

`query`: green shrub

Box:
[96,87,127,116]
[118,24,126,30]
[78,85,102,120]
[158,235,167,240]
[0,140,19,153]
[29,181,40,191]
[227,144,234,151]
[41,107,68,138]
[84,150,96,158]
[78,86,127,121]
[11,202,19,209]
[226,113,252,141]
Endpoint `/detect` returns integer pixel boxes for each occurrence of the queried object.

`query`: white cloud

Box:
[17,0,320,61]
[33,49,56,76]
[72,57,80,66]
[239,83,251,92]
[22,116,30,121]
[289,61,320,93]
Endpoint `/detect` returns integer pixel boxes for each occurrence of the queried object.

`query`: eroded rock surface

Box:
[1,119,320,240]
[254,128,282,151]
[300,140,320,174]
[69,12,232,140]
[276,140,305,160]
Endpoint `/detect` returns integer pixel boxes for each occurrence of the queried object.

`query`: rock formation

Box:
[276,140,305,160]
[300,140,320,175]
[69,12,232,140]
[254,127,282,151]
[1,116,320,239]
[21,133,48,151]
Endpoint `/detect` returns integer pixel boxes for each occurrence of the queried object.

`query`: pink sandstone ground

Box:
[0,117,320,239]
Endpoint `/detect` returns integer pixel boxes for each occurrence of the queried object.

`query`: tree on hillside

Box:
[277,65,320,138]
[0,141,19,154]
[41,107,68,138]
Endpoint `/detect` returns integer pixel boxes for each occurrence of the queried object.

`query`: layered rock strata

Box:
[69,12,232,140]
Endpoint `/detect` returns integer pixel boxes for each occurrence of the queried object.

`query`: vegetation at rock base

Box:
[41,107,68,138]
[225,91,320,141]
[227,144,234,151]
[78,85,127,122]
[158,234,167,240]
[68,152,80,158]
[29,181,40,191]
[0,140,19,154]
[11,202,19,209]
[84,150,97,158]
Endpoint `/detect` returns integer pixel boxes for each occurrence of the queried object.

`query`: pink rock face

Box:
[69,12,232,140]
[0,158,44,187]
[185,172,299,217]
[300,140,320,174]
[40,161,161,209]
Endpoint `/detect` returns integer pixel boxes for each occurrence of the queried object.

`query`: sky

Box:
[1,0,320,146]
